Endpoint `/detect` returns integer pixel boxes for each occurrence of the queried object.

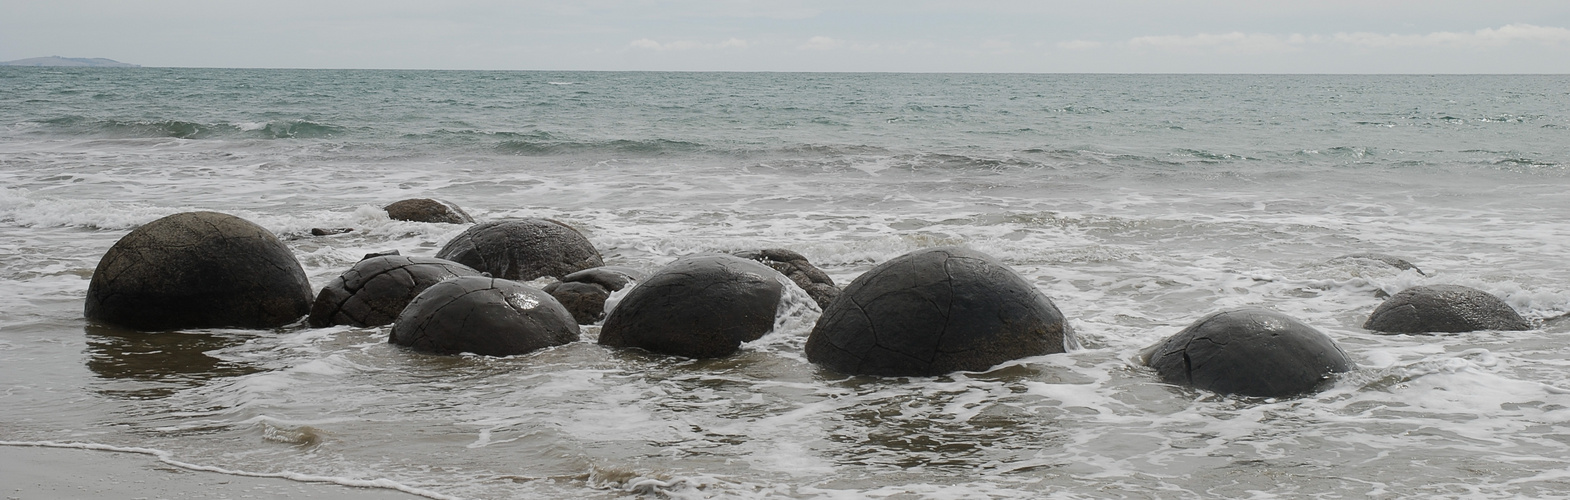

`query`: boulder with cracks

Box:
[542,266,645,324]
[308,254,484,328]
[733,248,839,309]
[1364,284,1530,333]
[389,276,579,356]
[435,219,604,281]
[598,255,783,358]
[805,246,1073,377]
[84,211,314,331]
[1144,308,1352,397]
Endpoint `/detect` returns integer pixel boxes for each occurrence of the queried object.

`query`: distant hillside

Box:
[0,56,139,67]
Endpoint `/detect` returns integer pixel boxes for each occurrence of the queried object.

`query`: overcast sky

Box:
[4,0,1569,73]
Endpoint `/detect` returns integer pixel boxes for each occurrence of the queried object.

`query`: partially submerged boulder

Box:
[435,219,603,282]
[308,255,483,328]
[542,266,644,324]
[1329,253,1427,276]
[389,276,579,356]
[84,211,313,331]
[1144,309,1353,398]
[599,255,783,358]
[805,247,1072,377]
[385,198,474,224]
[1364,284,1531,333]
[734,248,839,309]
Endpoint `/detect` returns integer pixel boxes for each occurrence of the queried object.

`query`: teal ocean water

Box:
[3,68,1570,498]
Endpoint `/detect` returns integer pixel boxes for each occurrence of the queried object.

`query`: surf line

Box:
[0,440,461,500]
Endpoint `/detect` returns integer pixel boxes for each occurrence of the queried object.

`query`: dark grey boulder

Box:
[1144,309,1353,397]
[599,255,784,358]
[734,248,839,309]
[389,276,579,356]
[1364,284,1531,333]
[84,211,313,331]
[1330,253,1427,276]
[307,255,484,328]
[805,247,1072,377]
[385,198,474,224]
[435,219,604,281]
[542,266,644,325]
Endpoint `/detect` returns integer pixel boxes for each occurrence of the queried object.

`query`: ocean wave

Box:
[495,138,707,156]
[22,116,347,140]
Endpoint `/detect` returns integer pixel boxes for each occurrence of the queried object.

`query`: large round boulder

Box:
[84,211,313,331]
[389,276,579,356]
[307,254,483,328]
[1144,309,1353,397]
[434,219,603,281]
[542,266,645,325]
[805,247,1072,377]
[598,255,784,358]
[1363,284,1531,333]
[385,198,474,224]
[734,248,839,309]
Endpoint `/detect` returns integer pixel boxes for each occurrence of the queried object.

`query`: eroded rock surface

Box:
[805,246,1072,377]
[308,255,483,327]
[384,198,474,224]
[435,219,603,281]
[542,266,644,324]
[1330,253,1427,276]
[598,255,783,358]
[84,211,313,331]
[389,276,579,356]
[734,248,839,309]
[1364,284,1530,333]
[1145,308,1352,397]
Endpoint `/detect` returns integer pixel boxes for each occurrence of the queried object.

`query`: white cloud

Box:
[627,38,749,51]
[798,36,842,51]
[1111,24,1570,55]
[1128,32,1303,55]
[1328,24,1570,49]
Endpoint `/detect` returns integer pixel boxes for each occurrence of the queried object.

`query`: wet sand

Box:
[1,445,425,499]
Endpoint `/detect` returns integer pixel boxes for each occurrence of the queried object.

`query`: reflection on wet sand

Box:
[84,325,263,399]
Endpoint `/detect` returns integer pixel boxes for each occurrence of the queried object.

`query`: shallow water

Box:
[2,69,1570,498]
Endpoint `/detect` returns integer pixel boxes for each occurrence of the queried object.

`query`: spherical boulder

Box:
[598,255,784,358]
[385,198,474,224]
[84,211,313,331]
[734,248,840,309]
[1144,309,1353,397]
[542,266,645,324]
[1363,284,1531,333]
[435,219,603,281]
[1329,253,1427,276]
[805,247,1072,377]
[307,255,483,328]
[389,276,579,356]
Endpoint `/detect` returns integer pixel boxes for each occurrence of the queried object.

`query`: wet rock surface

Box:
[84,211,314,331]
[435,219,604,281]
[384,198,474,224]
[1330,253,1427,276]
[734,248,839,309]
[543,266,644,324]
[805,246,1072,377]
[599,255,784,358]
[1364,284,1531,333]
[389,276,579,356]
[1145,308,1353,398]
[307,255,484,328]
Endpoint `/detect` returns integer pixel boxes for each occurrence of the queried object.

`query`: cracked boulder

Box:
[734,248,839,309]
[1144,309,1352,397]
[389,276,579,356]
[1364,284,1530,333]
[598,255,783,358]
[435,219,604,281]
[1329,253,1427,276]
[804,246,1072,377]
[307,255,483,328]
[543,266,645,324]
[384,198,474,224]
[84,211,313,331]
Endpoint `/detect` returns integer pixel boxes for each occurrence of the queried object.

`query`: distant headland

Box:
[0,56,139,67]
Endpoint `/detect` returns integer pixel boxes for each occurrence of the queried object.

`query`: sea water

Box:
[2,68,1569,498]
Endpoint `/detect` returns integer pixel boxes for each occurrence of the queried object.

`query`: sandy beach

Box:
[2,444,424,500]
